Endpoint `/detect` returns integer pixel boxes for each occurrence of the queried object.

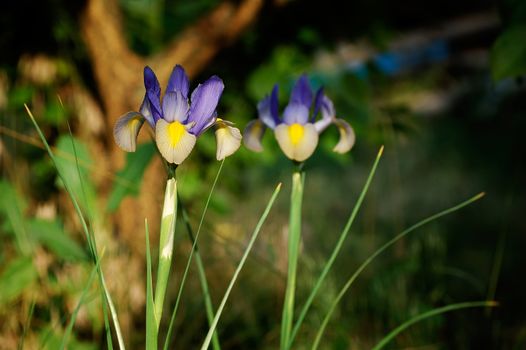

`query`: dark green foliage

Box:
[107,142,157,212]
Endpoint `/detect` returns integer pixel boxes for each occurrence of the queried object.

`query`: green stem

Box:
[287,146,384,348]
[280,170,305,350]
[154,177,178,327]
[163,159,224,350]
[145,220,158,350]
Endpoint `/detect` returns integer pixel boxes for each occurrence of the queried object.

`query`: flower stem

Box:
[154,177,178,327]
[280,170,305,350]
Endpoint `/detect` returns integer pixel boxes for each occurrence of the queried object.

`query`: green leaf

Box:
[0,180,31,254]
[107,142,156,212]
[0,257,38,305]
[490,24,526,81]
[27,219,87,262]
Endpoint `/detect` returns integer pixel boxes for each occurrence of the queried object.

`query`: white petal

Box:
[333,118,355,154]
[155,119,196,164]
[243,119,266,152]
[215,119,242,160]
[274,123,318,162]
[314,115,332,133]
[113,112,144,152]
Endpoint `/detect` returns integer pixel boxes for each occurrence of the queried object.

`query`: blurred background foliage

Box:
[1,0,525,349]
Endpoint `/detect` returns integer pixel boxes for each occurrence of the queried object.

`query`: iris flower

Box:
[114,65,241,164]
[243,75,355,162]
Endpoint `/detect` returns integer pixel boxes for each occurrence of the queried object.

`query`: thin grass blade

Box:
[200,183,282,350]
[60,254,102,350]
[288,146,384,348]
[371,301,498,350]
[311,192,486,349]
[25,105,125,350]
[18,297,35,350]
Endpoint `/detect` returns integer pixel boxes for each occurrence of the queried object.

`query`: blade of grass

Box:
[280,170,304,350]
[288,146,384,348]
[163,160,225,350]
[67,120,123,350]
[371,301,498,350]
[60,251,104,350]
[18,297,36,350]
[25,104,124,350]
[311,192,486,349]
[145,219,158,349]
[486,194,511,316]
[200,183,282,350]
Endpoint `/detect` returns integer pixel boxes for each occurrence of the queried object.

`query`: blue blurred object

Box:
[372,39,449,76]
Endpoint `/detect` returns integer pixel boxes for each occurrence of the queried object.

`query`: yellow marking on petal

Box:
[275,123,319,162]
[332,118,356,154]
[167,121,186,146]
[114,111,144,152]
[215,125,242,160]
[288,123,304,145]
[156,119,196,164]
[243,119,265,152]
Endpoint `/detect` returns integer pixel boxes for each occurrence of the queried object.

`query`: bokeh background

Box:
[1,0,525,348]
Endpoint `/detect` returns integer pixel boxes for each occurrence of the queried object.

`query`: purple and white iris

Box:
[243,75,355,162]
[114,65,241,164]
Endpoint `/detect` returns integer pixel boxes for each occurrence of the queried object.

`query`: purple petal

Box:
[270,84,280,122]
[187,76,224,135]
[321,94,335,119]
[143,66,162,122]
[290,74,313,109]
[162,91,189,122]
[139,95,155,128]
[144,66,161,97]
[167,65,190,97]
[312,87,324,121]
[314,94,335,132]
[257,84,280,129]
[283,102,309,125]
[147,90,163,123]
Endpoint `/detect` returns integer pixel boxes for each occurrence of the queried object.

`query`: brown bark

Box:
[82,0,264,127]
